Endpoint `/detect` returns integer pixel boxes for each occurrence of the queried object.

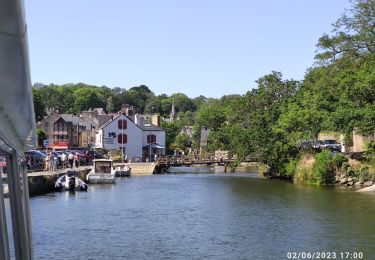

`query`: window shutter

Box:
[118,134,127,144]
[118,120,127,129]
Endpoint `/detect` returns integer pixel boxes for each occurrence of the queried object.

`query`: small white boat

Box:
[55,171,88,191]
[86,159,116,184]
[115,164,131,177]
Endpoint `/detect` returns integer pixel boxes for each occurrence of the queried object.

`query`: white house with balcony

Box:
[95,112,166,161]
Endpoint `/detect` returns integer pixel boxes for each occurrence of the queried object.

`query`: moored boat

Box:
[115,164,131,177]
[86,159,116,184]
[55,171,88,191]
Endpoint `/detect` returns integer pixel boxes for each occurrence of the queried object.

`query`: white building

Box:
[95,112,166,161]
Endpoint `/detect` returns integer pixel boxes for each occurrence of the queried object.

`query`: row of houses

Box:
[37,105,166,160]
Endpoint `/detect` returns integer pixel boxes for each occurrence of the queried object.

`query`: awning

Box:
[143,143,166,149]
[0,0,37,153]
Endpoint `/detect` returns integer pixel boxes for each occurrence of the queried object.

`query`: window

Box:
[118,134,127,144]
[118,120,127,129]
[147,134,156,144]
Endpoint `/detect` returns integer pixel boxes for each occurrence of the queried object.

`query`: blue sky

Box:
[25,0,352,98]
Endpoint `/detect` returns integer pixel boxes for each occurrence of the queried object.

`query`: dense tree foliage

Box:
[32,83,201,118]
[193,0,375,178]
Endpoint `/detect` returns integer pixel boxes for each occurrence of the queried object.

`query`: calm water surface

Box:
[6,167,375,259]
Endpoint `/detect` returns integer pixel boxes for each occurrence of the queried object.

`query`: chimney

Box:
[134,114,144,127]
[152,115,160,127]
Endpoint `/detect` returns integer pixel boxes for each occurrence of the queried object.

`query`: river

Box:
[5,167,375,259]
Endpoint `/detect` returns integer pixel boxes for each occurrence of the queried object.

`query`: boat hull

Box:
[55,174,88,191]
[87,174,116,184]
[115,170,131,177]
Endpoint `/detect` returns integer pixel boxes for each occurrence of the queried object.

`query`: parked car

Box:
[320,139,341,152]
[300,140,324,150]
[87,150,104,160]
[312,140,323,149]
[26,150,46,159]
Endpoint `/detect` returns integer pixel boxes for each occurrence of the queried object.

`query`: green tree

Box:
[172,133,192,153]
[106,96,114,113]
[316,0,375,63]
[32,88,46,122]
[73,88,105,113]
[36,128,46,148]
[160,121,182,154]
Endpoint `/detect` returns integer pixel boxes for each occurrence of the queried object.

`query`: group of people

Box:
[45,151,90,171]
[61,152,83,169]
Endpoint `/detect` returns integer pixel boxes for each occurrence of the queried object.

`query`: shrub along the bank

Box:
[292,151,349,185]
[313,151,334,184]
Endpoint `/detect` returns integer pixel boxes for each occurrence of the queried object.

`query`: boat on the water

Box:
[55,171,88,191]
[86,159,116,184]
[115,164,131,177]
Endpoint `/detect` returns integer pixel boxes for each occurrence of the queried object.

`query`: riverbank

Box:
[260,151,375,192]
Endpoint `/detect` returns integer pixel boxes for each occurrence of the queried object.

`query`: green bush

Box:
[358,166,369,183]
[332,153,348,169]
[294,167,321,185]
[313,151,334,184]
[346,167,356,177]
[285,158,298,178]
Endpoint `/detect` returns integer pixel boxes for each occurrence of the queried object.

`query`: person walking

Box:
[68,152,74,169]
[45,153,50,171]
[74,152,80,169]
[61,152,67,169]
[49,153,56,171]
[85,151,90,166]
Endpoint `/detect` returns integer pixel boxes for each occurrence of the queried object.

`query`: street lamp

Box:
[149,115,152,162]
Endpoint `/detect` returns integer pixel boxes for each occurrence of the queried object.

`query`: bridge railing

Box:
[157,153,241,165]
[157,153,259,165]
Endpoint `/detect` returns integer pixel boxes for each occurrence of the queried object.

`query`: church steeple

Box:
[170,100,176,121]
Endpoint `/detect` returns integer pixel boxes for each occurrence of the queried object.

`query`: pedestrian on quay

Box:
[45,153,50,171]
[61,152,67,169]
[85,151,90,166]
[68,152,74,169]
[49,153,56,171]
[74,152,80,169]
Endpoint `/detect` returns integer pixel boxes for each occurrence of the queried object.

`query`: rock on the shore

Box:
[357,184,375,192]
[363,181,374,187]
[339,177,347,184]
